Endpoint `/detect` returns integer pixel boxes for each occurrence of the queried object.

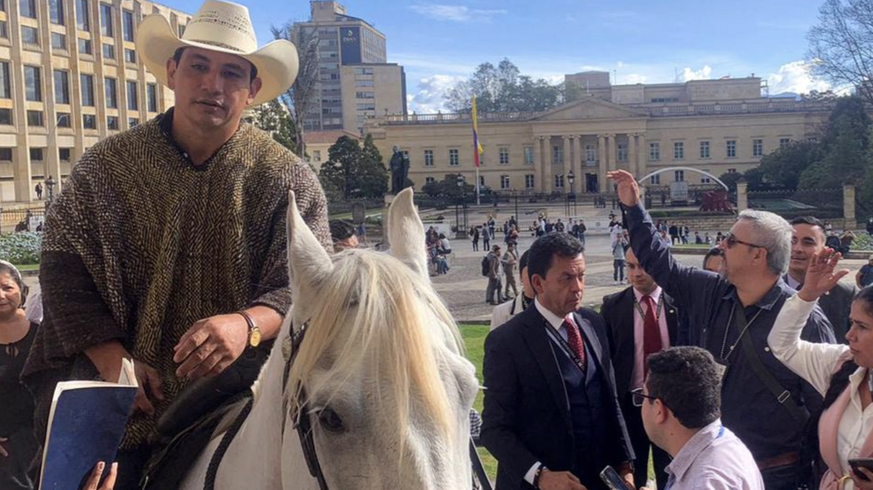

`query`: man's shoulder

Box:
[602,287,632,309]
[828,281,858,299]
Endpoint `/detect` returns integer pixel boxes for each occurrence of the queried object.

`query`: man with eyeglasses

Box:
[635,346,764,490]
[608,170,834,490]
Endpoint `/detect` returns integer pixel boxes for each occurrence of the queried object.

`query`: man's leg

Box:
[486,278,495,303]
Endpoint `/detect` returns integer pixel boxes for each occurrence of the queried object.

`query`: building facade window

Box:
[674,170,685,182]
[51,32,66,49]
[53,70,70,104]
[649,142,660,161]
[554,174,564,189]
[21,26,39,45]
[650,174,661,185]
[617,143,627,162]
[479,175,485,188]
[500,175,510,189]
[424,149,433,167]
[102,43,115,59]
[20,0,36,18]
[0,20,7,39]
[499,147,510,165]
[0,148,11,160]
[100,3,113,37]
[107,115,118,130]
[56,112,71,127]
[24,65,41,101]
[727,168,737,173]
[26,110,44,127]
[80,73,94,106]
[0,109,11,125]
[0,62,10,99]
[104,77,117,108]
[552,145,563,164]
[59,148,71,161]
[700,141,710,159]
[124,48,136,63]
[753,139,763,157]
[146,83,157,112]
[701,172,711,184]
[29,148,43,161]
[525,174,535,189]
[448,148,459,166]
[128,117,138,127]
[76,0,89,31]
[524,146,534,165]
[78,38,92,54]
[726,140,737,158]
[82,113,96,129]
[122,9,134,41]
[50,0,65,24]
[126,80,138,110]
[425,176,435,185]
[586,145,596,165]
[673,142,684,160]
[780,137,791,148]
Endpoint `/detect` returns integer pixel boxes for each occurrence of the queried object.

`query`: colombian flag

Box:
[472,96,484,167]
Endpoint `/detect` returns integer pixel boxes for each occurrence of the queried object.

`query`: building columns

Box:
[533,135,543,193]
[628,133,638,177]
[562,135,572,195]
[573,135,582,194]
[597,134,607,194]
[542,136,553,194]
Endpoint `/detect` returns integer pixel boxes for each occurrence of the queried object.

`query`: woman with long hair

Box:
[769,249,873,489]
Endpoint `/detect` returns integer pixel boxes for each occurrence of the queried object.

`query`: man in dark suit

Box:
[601,246,680,489]
[481,233,634,490]
[786,216,857,342]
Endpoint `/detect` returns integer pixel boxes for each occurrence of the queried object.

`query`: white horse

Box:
[179,188,479,490]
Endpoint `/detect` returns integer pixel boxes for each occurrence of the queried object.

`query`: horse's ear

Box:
[388,188,428,279]
[287,190,333,291]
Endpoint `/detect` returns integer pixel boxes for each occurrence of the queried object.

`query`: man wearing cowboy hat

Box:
[22,1,330,486]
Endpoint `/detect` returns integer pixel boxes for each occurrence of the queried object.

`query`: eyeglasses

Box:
[631,388,659,407]
[722,232,764,250]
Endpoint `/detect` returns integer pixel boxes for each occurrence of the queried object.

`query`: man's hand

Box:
[83,462,118,490]
[852,466,873,490]
[85,342,163,415]
[607,170,640,208]
[174,313,249,380]
[538,469,587,490]
[0,437,8,457]
[798,248,850,303]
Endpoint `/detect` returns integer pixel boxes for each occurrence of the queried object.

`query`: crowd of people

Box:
[481,169,873,490]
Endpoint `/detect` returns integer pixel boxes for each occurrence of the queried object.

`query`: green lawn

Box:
[15,263,39,272]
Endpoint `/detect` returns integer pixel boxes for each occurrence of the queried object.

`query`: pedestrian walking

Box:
[502,243,519,299]
[471,226,480,251]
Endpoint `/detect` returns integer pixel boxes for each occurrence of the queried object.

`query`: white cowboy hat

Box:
[136,0,298,106]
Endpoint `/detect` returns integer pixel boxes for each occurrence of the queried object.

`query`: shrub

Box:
[0,232,43,264]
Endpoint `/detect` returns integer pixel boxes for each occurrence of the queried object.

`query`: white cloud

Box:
[619,73,648,84]
[681,65,712,82]
[407,4,507,22]
[407,75,466,114]
[766,60,831,95]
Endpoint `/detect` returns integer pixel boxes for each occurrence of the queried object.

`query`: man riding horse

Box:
[22,1,330,487]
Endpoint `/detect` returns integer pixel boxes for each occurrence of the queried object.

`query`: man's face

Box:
[718,220,766,283]
[532,253,585,317]
[625,248,657,295]
[166,47,262,132]
[789,224,825,279]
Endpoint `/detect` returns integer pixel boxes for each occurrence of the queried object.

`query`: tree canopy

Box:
[808,0,873,105]
[445,58,563,113]
[318,135,388,200]
[250,99,298,153]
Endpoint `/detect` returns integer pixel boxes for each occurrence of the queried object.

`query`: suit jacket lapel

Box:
[574,310,603,367]
[664,294,679,344]
[520,307,572,429]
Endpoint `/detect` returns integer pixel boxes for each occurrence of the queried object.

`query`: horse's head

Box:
[282,188,478,490]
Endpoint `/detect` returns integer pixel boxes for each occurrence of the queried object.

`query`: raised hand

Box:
[798,248,850,302]
[607,170,640,208]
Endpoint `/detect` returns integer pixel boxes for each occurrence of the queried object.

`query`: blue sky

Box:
[164,0,832,112]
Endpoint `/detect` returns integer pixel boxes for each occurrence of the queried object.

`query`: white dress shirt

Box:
[769,295,870,489]
[631,287,672,391]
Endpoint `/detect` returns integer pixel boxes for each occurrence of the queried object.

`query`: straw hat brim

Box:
[136,14,299,106]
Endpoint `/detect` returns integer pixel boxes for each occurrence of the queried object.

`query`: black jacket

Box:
[601,287,681,398]
[480,304,634,489]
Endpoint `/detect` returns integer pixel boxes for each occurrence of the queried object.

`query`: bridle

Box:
[281,320,330,490]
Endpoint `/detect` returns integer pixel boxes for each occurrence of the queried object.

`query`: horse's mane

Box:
[287,246,463,450]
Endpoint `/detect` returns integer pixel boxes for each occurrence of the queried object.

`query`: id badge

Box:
[714,359,729,380]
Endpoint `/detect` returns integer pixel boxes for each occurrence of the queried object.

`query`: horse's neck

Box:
[216,349,287,489]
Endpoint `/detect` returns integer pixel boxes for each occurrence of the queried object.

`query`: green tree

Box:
[799,96,871,189]
[421,173,475,198]
[250,99,298,153]
[445,58,562,113]
[358,134,389,197]
[319,136,361,200]
[757,140,824,189]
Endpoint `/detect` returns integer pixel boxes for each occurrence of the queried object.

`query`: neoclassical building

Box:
[363,75,834,195]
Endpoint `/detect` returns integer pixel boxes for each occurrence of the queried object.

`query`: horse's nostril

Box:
[318,408,345,433]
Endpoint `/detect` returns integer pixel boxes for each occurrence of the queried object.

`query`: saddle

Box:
[139,341,273,490]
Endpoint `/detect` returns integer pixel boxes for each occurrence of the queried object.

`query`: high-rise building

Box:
[294,1,406,134]
[0,0,190,203]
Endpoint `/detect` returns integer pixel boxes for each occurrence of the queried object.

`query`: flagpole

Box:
[476,166,480,205]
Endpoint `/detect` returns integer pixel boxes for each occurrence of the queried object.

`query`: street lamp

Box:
[455,174,469,239]
[567,171,577,216]
[45,175,56,205]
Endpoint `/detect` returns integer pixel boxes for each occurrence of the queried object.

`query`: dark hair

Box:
[329,220,356,242]
[528,232,584,281]
[519,250,530,272]
[438,233,446,240]
[646,346,721,429]
[702,247,724,269]
[0,261,28,307]
[790,216,825,229]
[172,47,259,83]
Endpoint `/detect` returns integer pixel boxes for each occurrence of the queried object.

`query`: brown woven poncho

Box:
[22,109,331,448]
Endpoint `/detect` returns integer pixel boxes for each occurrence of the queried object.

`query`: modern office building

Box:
[364,73,835,195]
[294,1,406,134]
[1,0,189,203]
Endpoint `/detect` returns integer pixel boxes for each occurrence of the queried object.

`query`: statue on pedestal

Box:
[389,146,410,195]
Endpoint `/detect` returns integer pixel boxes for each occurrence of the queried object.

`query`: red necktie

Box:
[642,295,662,375]
[563,316,587,371]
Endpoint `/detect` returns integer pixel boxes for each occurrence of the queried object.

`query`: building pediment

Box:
[533,97,648,121]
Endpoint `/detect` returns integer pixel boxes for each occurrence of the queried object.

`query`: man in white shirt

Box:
[481,233,634,490]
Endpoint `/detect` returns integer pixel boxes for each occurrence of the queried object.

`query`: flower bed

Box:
[0,232,42,265]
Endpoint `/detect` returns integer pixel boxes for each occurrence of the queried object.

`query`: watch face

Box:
[250,329,261,348]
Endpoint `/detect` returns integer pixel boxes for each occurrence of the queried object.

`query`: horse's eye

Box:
[317,408,345,433]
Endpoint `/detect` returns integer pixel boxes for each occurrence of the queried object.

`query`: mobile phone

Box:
[850,458,873,481]
[600,465,627,490]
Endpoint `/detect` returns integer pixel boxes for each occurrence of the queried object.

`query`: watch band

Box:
[236,310,261,348]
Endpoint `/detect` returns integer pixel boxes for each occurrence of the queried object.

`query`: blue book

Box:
[38,359,138,490]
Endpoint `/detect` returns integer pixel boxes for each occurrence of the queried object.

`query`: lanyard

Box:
[543,319,587,374]
[719,303,764,362]
[633,293,664,323]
